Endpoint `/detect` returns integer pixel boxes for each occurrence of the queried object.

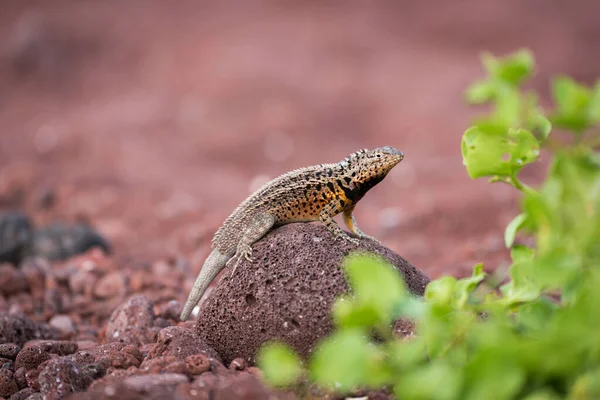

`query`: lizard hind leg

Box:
[226,212,276,277]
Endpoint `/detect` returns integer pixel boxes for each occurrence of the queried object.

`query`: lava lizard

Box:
[180,146,404,320]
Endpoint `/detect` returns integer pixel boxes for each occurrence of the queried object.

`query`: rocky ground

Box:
[0,1,598,399]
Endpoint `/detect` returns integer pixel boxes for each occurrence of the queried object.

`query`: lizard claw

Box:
[229,244,253,277]
[343,235,361,246]
[360,234,381,245]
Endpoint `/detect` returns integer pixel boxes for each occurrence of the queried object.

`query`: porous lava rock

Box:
[146,326,220,362]
[196,223,430,364]
[105,295,156,346]
[0,313,56,347]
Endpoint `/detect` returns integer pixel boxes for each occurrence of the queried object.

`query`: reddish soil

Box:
[0,1,598,398]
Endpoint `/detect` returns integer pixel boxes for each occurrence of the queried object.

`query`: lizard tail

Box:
[180,249,230,321]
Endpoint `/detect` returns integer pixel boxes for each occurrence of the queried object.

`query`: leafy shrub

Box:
[259,49,600,400]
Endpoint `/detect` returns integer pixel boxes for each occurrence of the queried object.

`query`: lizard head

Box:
[344,146,404,187]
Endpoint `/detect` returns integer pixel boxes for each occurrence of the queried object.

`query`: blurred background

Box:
[0,0,598,279]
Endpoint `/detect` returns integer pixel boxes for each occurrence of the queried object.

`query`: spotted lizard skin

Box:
[180,146,404,320]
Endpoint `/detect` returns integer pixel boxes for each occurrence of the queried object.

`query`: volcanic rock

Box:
[196,223,429,364]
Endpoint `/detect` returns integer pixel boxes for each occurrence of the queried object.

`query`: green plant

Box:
[258,49,600,399]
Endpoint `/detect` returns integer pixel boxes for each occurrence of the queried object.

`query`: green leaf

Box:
[589,80,600,123]
[425,276,457,305]
[521,389,561,400]
[493,87,521,126]
[395,361,463,400]
[465,80,496,104]
[257,342,302,387]
[552,76,592,114]
[462,124,539,179]
[454,264,486,308]
[505,213,527,248]
[310,329,375,391]
[481,49,534,85]
[533,113,552,139]
[332,297,381,328]
[550,76,593,132]
[463,351,525,400]
[568,369,600,400]
[343,253,407,320]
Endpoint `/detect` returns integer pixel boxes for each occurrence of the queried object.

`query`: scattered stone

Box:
[13,367,27,389]
[94,272,126,299]
[9,387,37,400]
[0,357,13,369]
[0,264,29,296]
[185,354,210,375]
[186,371,278,400]
[0,368,18,398]
[123,373,188,391]
[0,344,21,360]
[49,314,76,336]
[146,326,220,362]
[0,212,33,266]
[24,368,40,391]
[38,358,94,398]
[196,223,430,364]
[14,345,52,371]
[163,360,188,375]
[105,295,155,346]
[0,313,56,347]
[158,300,182,321]
[31,222,111,261]
[20,258,48,296]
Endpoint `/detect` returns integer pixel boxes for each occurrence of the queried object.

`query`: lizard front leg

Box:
[343,206,381,244]
[320,199,360,245]
[227,212,275,276]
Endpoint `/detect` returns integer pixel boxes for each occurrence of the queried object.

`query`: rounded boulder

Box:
[195,223,429,364]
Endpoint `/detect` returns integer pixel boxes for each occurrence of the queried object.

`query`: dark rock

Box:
[38,358,94,399]
[24,368,41,391]
[72,379,177,400]
[9,387,36,400]
[123,373,188,391]
[183,371,280,400]
[13,367,27,389]
[15,341,78,372]
[23,340,78,356]
[146,326,220,362]
[0,368,18,397]
[31,222,111,261]
[20,259,48,297]
[196,223,430,364]
[185,354,210,375]
[0,212,33,266]
[0,344,21,360]
[93,272,126,299]
[0,265,29,297]
[105,295,155,346]
[0,357,14,370]
[14,346,52,371]
[139,356,177,374]
[0,313,56,347]
[158,300,182,321]
[163,360,188,375]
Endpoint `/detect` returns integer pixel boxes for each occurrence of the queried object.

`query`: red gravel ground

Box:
[0,1,598,398]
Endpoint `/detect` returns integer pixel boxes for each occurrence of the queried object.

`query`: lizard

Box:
[180,146,404,320]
